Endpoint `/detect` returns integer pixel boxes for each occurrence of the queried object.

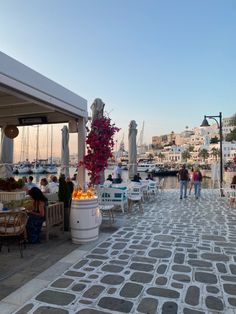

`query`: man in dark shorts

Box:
[178,164,189,199]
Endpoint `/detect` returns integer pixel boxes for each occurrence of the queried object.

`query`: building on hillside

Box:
[152,132,176,148]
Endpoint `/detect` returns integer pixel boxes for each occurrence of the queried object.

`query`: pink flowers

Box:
[79,116,120,185]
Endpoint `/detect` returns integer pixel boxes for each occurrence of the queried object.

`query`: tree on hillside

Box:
[157,152,165,162]
[225,128,236,142]
[198,148,209,163]
[210,136,219,144]
[147,153,154,160]
[211,147,220,161]
[181,150,191,162]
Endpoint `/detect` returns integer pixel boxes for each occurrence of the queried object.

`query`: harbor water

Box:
[14,167,213,189]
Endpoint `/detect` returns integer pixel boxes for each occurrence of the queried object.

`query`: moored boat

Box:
[45,164,57,174]
[137,162,157,172]
[151,168,178,177]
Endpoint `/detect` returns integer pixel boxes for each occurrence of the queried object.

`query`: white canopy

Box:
[0,51,87,127]
[0,51,87,185]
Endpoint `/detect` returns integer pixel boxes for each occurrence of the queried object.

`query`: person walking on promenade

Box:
[113,162,123,183]
[192,167,202,199]
[231,175,236,189]
[178,164,189,199]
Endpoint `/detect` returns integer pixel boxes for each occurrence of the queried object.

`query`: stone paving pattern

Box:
[13,189,236,313]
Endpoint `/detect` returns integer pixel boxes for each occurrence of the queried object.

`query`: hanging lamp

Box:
[4,125,19,139]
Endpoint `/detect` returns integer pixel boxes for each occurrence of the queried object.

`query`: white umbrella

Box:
[128,120,137,180]
[61,125,70,178]
[0,130,13,178]
[211,162,220,188]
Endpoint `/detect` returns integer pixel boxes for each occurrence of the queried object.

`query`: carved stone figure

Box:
[91,98,105,121]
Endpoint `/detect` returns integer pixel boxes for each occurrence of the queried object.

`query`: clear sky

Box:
[0,0,236,159]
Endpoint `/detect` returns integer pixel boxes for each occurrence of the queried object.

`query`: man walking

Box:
[178,164,189,199]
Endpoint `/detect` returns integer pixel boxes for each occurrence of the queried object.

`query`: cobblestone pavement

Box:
[5,189,236,313]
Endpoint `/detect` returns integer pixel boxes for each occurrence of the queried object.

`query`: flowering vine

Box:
[79,116,120,185]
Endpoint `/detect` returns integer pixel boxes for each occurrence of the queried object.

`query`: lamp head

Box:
[200,117,210,127]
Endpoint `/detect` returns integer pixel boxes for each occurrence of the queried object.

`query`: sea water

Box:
[14,167,212,189]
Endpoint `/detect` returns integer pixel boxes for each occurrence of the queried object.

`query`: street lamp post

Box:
[200,112,223,196]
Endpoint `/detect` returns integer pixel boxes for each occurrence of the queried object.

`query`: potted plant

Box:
[0,177,26,206]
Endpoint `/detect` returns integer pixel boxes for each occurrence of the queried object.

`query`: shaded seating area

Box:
[0,211,28,258]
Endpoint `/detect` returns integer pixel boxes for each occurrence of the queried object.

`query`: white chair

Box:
[98,187,127,214]
[127,184,143,212]
[97,187,115,225]
[156,178,165,193]
[225,187,236,208]
[148,180,158,198]
[140,180,150,201]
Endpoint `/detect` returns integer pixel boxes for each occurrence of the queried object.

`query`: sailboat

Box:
[17,126,31,174]
[46,125,57,174]
[32,125,45,174]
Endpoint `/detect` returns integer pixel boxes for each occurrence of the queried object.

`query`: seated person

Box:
[106,174,113,182]
[131,174,141,183]
[113,173,122,184]
[26,176,38,190]
[40,178,50,193]
[49,176,59,193]
[137,173,142,181]
[146,173,154,180]
[26,187,48,243]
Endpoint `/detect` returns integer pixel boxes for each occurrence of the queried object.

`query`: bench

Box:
[43,202,64,241]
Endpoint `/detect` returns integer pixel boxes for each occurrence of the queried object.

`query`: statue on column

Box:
[128,120,137,180]
[91,98,105,121]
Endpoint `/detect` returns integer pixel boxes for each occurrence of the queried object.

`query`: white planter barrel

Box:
[70,197,102,244]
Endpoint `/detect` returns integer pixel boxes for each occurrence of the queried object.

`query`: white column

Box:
[77,117,86,187]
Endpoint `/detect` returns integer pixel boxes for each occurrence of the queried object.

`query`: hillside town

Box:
[129,114,236,168]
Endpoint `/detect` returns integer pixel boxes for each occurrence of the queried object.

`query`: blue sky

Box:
[0,0,236,155]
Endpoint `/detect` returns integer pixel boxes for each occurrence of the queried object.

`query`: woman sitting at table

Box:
[26,187,48,244]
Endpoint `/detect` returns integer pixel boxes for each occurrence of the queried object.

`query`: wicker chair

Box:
[0,211,28,258]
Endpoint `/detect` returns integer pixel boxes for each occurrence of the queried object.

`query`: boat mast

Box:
[20,126,25,162]
[137,121,145,155]
[36,125,39,163]
[46,125,49,162]
[50,125,53,165]
[25,126,29,161]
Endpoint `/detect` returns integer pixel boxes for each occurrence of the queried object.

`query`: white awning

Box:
[0,51,87,127]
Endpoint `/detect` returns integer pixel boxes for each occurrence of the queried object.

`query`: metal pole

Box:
[219,112,223,196]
